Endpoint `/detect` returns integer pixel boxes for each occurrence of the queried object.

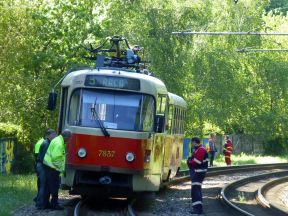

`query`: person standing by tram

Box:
[33,134,45,203]
[207,133,217,167]
[223,135,233,166]
[187,137,208,215]
[43,129,72,210]
[35,129,57,209]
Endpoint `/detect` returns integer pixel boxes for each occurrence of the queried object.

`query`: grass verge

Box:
[181,153,288,170]
[0,174,37,216]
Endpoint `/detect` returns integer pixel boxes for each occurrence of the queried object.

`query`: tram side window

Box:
[141,96,155,132]
[155,95,167,133]
[156,95,167,114]
[68,89,81,125]
[176,108,180,134]
[180,109,183,133]
[172,107,176,134]
[167,105,174,134]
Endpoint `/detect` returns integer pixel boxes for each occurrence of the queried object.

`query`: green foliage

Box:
[263,136,288,155]
[1,0,288,170]
[0,123,22,139]
[181,152,288,169]
[0,123,34,173]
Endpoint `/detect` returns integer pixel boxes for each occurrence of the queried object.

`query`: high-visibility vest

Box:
[43,135,65,172]
[34,138,44,154]
[207,138,216,152]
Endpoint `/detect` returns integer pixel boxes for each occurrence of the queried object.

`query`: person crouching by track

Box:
[187,137,208,215]
[35,129,57,210]
[223,135,233,166]
[43,129,72,210]
[207,133,217,167]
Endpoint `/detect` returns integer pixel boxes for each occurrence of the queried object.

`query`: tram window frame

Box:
[68,88,156,132]
[154,94,167,133]
[179,108,182,134]
[172,107,175,134]
[167,104,174,134]
[156,94,167,115]
[59,87,68,132]
[176,107,180,134]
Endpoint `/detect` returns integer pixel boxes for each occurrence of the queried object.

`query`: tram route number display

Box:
[85,75,140,91]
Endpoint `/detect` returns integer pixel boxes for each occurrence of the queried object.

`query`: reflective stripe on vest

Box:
[195,169,207,172]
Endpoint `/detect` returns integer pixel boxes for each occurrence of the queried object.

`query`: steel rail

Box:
[173,163,288,183]
[220,170,288,216]
[257,176,288,216]
[127,198,137,216]
[74,200,83,216]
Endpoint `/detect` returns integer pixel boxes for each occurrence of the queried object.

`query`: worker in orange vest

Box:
[223,135,233,166]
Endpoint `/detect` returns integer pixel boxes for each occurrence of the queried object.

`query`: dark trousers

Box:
[44,166,61,208]
[190,169,206,213]
[225,153,231,165]
[34,163,40,202]
[36,163,49,208]
[209,151,215,167]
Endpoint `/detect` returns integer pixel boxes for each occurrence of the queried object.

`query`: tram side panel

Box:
[163,135,183,181]
[133,133,165,191]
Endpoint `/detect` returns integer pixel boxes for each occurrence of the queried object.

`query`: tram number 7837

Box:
[98,150,115,158]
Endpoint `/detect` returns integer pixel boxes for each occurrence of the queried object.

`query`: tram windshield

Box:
[68,89,155,132]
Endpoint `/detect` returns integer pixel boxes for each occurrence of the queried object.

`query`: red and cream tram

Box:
[48,37,187,196]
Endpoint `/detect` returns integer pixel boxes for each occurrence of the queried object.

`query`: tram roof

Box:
[61,68,168,95]
[168,92,187,108]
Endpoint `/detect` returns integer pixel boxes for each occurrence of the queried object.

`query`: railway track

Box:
[221,170,288,216]
[73,197,137,216]
[73,163,288,216]
[257,176,288,215]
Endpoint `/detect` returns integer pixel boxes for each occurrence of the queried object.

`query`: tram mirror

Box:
[154,115,164,133]
[47,91,57,110]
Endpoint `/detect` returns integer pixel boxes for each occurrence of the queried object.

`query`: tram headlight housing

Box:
[78,148,87,158]
[125,152,135,162]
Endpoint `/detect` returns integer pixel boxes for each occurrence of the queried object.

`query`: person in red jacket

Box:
[223,135,233,166]
[187,137,208,215]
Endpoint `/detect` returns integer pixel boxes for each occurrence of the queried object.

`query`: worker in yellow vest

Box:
[34,137,44,159]
[43,129,72,210]
[33,136,45,203]
[35,129,57,209]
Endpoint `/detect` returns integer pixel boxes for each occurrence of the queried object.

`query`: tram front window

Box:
[68,89,155,132]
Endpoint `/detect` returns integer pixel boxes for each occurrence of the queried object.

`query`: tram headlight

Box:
[125,152,135,162]
[77,148,87,158]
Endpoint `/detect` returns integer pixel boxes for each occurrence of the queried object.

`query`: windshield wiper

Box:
[91,100,110,137]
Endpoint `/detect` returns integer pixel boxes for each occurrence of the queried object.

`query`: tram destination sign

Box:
[85,75,140,91]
